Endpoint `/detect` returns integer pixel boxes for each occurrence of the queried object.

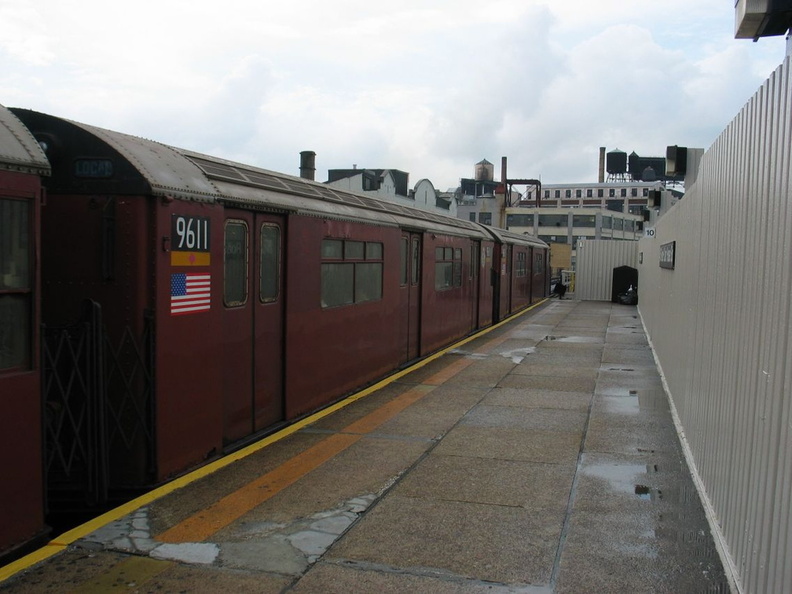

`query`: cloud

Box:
[0,0,787,191]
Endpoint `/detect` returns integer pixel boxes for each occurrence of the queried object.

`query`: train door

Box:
[399,232,422,363]
[222,210,285,445]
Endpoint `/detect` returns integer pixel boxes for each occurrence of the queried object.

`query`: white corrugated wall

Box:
[637,56,791,594]
[575,240,638,301]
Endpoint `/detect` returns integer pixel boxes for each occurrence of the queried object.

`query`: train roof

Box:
[0,105,50,174]
[10,108,546,248]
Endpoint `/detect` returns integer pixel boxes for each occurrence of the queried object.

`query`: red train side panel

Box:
[0,105,49,559]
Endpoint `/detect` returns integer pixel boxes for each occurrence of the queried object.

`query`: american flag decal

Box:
[171,273,211,315]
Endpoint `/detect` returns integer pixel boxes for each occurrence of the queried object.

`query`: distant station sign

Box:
[660,241,676,269]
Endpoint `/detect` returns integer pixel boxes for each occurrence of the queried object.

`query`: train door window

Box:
[400,237,408,286]
[535,252,544,275]
[0,198,31,370]
[224,220,249,306]
[516,252,527,277]
[411,238,420,285]
[259,225,280,303]
[469,244,479,280]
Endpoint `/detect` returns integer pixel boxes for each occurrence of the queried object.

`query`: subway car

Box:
[6,108,549,552]
[0,105,50,559]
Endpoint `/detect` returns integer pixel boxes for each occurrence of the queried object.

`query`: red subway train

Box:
[0,105,50,559]
[1,106,549,560]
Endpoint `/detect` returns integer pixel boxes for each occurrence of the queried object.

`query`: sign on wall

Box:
[660,241,676,269]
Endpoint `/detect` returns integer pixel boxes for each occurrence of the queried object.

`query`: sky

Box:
[1,1,788,191]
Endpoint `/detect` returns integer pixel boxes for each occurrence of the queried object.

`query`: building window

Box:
[506,213,534,227]
[572,215,596,228]
[321,239,383,308]
[643,188,649,196]
[620,188,627,197]
[544,190,550,198]
[565,189,572,198]
[224,220,249,307]
[609,189,616,197]
[479,212,492,226]
[575,189,582,198]
[538,214,567,227]
[597,189,604,198]
[586,189,593,198]
[631,188,638,197]
[0,198,31,370]
[435,247,462,290]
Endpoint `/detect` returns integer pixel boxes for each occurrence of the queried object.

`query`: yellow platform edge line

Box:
[1,298,547,583]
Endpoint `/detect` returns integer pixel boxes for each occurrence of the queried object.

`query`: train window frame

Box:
[224,219,249,307]
[0,197,32,371]
[259,224,280,304]
[321,238,383,308]
[434,245,462,291]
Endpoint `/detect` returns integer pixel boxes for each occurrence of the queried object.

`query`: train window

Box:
[322,239,343,259]
[469,245,479,280]
[400,238,408,286]
[321,239,383,308]
[535,253,544,275]
[435,246,462,290]
[259,225,280,303]
[224,220,248,306]
[411,238,420,285]
[366,242,382,260]
[516,252,527,277]
[346,241,364,260]
[355,263,382,302]
[0,198,31,370]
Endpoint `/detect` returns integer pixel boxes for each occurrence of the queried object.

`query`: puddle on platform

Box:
[582,462,659,501]
[545,335,603,343]
[449,349,488,360]
[498,347,536,364]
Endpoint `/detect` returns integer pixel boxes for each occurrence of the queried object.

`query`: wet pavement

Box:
[0,300,730,593]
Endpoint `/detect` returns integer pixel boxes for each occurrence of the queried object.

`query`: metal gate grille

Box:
[41,300,155,512]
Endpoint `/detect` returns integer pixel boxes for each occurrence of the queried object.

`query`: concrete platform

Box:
[0,299,730,593]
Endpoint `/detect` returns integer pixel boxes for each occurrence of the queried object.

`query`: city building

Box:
[325,166,455,216]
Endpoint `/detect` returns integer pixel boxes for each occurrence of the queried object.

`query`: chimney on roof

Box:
[299,151,316,181]
[598,147,606,183]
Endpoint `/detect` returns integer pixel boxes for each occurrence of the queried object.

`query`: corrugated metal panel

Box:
[575,240,638,301]
[0,104,49,173]
[637,56,791,594]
